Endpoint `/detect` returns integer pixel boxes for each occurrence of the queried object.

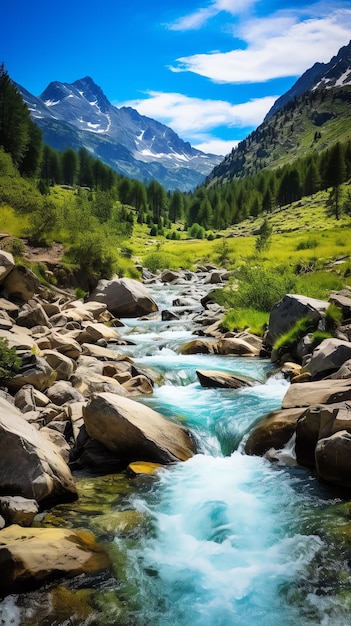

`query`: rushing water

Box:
[2,283,351,626]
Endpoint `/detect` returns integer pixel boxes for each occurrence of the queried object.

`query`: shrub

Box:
[66,231,117,278]
[188,223,205,239]
[0,338,21,383]
[295,237,318,250]
[218,265,297,313]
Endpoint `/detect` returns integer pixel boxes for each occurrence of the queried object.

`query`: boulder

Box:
[0,525,111,595]
[0,250,15,283]
[46,331,82,360]
[180,338,216,355]
[282,379,351,409]
[265,294,329,349]
[75,322,120,344]
[42,349,75,380]
[330,359,351,380]
[88,277,158,317]
[315,430,351,488]
[2,265,40,303]
[329,292,351,318]
[0,496,38,527]
[160,269,180,283]
[8,353,55,392]
[71,366,128,397]
[304,338,351,378]
[244,408,304,456]
[295,403,351,468]
[0,396,77,503]
[0,328,38,351]
[216,337,261,356]
[16,303,51,329]
[83,392,196,464]
[196,369,257,389]
[46,381,85,405]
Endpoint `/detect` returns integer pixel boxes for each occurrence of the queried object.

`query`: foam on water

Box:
[127,453,326,626]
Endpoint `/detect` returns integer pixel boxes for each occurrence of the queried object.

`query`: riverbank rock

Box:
[0,396,77,504]
[265,294,329,349]
[281,379,351,408]
[196,369,257,389]
[83,392,196,465]
[303,338,351,378]
[2,265,40,303]
[244,408,304,456]
[315,430,351,489]
[88,278,158,317]
[0,525,112,596]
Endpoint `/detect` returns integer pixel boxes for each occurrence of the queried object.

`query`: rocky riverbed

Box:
[1,248,351,607]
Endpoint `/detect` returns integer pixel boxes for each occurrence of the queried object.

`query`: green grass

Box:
[221,308,269,336]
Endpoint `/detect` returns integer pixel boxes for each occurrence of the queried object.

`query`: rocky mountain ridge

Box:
[207,41,351,185]
[18,76,222,191]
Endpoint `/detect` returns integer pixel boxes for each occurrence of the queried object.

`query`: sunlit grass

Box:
[221,308,269,336]
[0,205,30,236]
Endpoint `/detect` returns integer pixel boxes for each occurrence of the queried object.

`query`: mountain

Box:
[18,77,222,191]
[265,40,351,119]
[206,41,351,186]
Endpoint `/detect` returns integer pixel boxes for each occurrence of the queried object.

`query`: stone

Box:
[304,338,351,378]
[122,374,154,395]
[8,353,55,392]
[330,359,351,380]
[0,496,38,527]
[0,396,77,503]
[46,381,85,405]
[71,366,128,397]
[2,265,40,303]
[88,277,158,318]
[315,430,351,488]
[180,338,216,355]
[244,408,304,456]
[160,269,180,283]
[127,461,163,476]
[0,328,38,351]
[42,349,75,380]
[282,379,351,409]
[196,369,257,389]
[0,525,111,595]
[0,250,15,283]
[76,322,120,344]
[83,392,196,465]
[46,331,82,360]
[265,294,329,349]
[14,384,36,413]
[216,337,261,356]
[16,303,51,329]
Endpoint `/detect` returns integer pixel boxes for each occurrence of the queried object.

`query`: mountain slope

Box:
[207,42,351,185]
[19,77,221,191]
[265,40,351,119]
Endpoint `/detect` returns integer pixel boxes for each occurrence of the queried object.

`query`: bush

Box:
[66,231,117,278]
[221,308,268,336]
[143,251,183,273]
[295,237,318,250]
[188,223,205,239]
[218,265,297,313]
[324,302,343,330]
[0,338,21,382]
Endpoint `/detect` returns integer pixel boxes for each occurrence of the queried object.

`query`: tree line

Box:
[1,61,350,248]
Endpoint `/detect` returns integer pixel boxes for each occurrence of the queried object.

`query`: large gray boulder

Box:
[304,338,351,378]
[0,396,77,503]
[83,392,196,464]
[88,277,158,318]
[265,294,329,349]
[196,369,257,389]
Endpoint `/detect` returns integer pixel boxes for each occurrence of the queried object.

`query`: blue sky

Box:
[2,0,351,155]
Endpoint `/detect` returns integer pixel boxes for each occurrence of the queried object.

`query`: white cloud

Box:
[193,138,238,155]
[171,9,351,82]
[168,0,257,31]
[117,92,277,138]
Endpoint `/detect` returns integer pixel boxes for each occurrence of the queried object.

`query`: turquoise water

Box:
[114,312,351,626]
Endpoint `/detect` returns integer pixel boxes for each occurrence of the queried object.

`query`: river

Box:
[1,283,351,625]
